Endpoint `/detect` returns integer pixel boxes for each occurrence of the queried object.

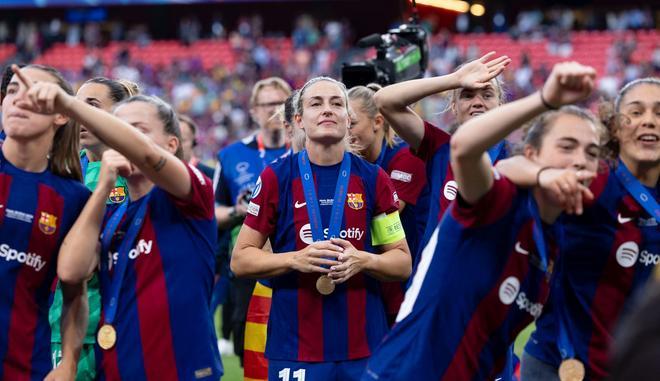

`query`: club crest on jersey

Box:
[38,212,57,235]
[346,193,364,210]
[108,186,127,204]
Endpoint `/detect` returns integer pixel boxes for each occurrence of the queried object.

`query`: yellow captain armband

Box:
[371,211,406,246]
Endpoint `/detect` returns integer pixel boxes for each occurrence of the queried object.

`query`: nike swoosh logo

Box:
[515,242,529,255]
[617,213,633,224]
[295,201,307,209]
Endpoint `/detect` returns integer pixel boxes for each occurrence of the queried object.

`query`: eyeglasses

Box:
[254,101,285,108]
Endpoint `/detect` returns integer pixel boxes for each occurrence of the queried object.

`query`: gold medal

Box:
[316,275,335,295]
[558,358,585,381]
[97,324,117,350]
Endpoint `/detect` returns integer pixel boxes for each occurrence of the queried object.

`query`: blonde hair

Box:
[347,83,396,148]
[249,77,292,107]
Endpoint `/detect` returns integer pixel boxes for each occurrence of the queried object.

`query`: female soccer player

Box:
[348,84,427,323]
[519,78,659,380]
[49,77,138,381]
[11,66,223,380]
[363,62,601,381]
[348,84,427,255]
[375,52,511,252]
[232,76,411,381]
[0,64,89,380]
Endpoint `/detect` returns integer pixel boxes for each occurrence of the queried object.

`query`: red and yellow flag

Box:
[244,282,272,381]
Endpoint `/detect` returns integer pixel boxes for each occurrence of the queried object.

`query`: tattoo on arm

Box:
[152,156,167,172]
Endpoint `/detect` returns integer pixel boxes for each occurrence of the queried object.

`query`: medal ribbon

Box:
[614,159,660,220]
[80,154,89,178]
[528,196,549,274]
[100,193,151,326]
[554,222,577,361]
[487,141,506,164]
[298,150,351,242]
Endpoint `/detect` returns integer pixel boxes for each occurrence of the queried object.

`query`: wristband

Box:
[539,89,559,110]
[536,166,553,187]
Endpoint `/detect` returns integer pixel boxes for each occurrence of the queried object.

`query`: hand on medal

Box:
[327,238,372,284]
[290,241,342,273]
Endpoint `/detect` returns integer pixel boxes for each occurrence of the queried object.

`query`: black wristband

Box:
[536,166,552,186]
[539,89,559,110]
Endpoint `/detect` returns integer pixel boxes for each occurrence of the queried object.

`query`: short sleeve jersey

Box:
[525,162,660,380]
[0,149,89,381]
[97,165,222,381]
[376,139,427,255]
[415,121,508,253]
[244,152,400,362]
[364,174,559,381]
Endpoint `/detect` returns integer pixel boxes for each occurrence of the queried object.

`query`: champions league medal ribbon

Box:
[529,197,585,380]
[298,150,351,295]
[487,141,505,164]
[80,154,89,177]
[615,159,660,221]
[545,217,585,381]
[97,193,151,350]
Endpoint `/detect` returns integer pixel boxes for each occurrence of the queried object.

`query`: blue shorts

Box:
[268,358,368,381]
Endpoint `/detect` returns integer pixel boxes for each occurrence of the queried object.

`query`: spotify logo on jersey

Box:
[498,276,520,305]
[615,241,639,268]
[443,180,458,201]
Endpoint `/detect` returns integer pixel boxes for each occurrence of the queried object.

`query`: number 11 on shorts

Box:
[278,368,306,381]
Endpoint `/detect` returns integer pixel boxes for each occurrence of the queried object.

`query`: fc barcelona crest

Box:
[38,212,57,235]
[346,193,364,210]
[109,187,127,204]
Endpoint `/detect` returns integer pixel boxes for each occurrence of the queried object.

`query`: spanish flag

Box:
[243,282,272,381]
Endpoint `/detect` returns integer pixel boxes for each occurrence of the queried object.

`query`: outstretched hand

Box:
[11,64,72,115]
[538,168,596,215]
[454,51,511,90]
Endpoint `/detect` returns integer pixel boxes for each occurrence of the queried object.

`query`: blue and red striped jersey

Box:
[364,174,559,381]
[97,164,222,381]
[375,139,427,322]
[415,121,508,254]
[526,163,659,380]
[0,150,89,381]
[378,139,427,255]
[243,152,400,362]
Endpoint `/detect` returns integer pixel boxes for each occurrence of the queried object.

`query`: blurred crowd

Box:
[0,7,658,161]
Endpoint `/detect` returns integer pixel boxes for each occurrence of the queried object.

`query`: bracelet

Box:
[536,166,552,186]
[539,89,559,110]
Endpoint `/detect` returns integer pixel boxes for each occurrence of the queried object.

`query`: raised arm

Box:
[450,62,596,204]
[375,52,510,149]
[11,65,191,199]
[57,150,131,284]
